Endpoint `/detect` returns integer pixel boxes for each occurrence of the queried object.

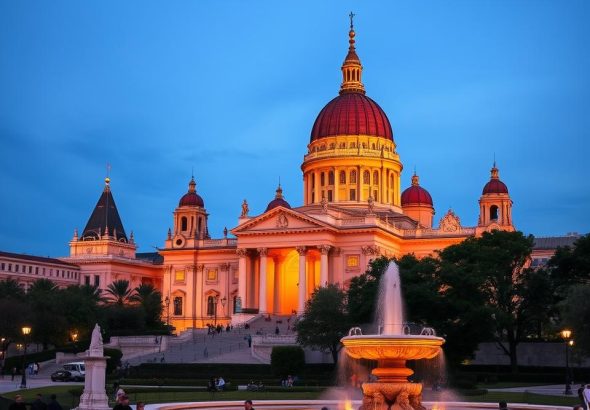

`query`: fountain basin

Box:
[341,335,444,361]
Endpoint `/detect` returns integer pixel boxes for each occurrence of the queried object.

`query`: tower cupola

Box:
[401,172,435,228]
[477,162,514,234]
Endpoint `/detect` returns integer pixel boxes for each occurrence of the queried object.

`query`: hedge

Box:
[270,346,305,378]
[2,349,56,374]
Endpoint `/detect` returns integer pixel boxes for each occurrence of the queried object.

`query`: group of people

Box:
[206,376,226,391]
[112,385,145,410]
[206,323,232,335]
[7,394,62,410]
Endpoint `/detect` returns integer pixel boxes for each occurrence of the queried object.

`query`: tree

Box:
[59,285,102,341]
[105,280,133,305]
[437,230,535,372]
[0,278,25,300]
[270,346,305,378]
[548,234,590,291]
[27,279,67,348]
[130,283,163,328]
[559,285,590,356]
[295,284,350,363]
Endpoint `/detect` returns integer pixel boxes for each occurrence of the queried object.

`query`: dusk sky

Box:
[1,1,588,257]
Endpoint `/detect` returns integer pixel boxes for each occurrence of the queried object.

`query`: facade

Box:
[0,251,80,290]
[7,21,577,334]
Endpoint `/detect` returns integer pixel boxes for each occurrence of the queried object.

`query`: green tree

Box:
[0,278,25,300]
[130,283,163,328]
[548,234,590,291]
[295,284,350,363]
[559,285,590,356]
[59,285,102,341]
[27,279,67,349]
[105,280,133,305]
[437,230,535,372]
[270,346,305,378]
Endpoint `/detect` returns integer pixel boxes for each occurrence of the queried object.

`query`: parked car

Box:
[51,370,73,382]
[62,361,85,381]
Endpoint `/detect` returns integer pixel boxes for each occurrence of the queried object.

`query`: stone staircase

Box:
[127,314,295,365]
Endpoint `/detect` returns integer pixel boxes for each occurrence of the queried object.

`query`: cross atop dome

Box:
[340,12,365,95]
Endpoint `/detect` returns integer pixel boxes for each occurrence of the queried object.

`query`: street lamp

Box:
[561,329,573,395]
[164,296,170,327]
[0,337,6,370]
[20,326,31,389]
[213,296,228,326]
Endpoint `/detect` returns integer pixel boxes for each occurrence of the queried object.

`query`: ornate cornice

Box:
[296,246,307,256]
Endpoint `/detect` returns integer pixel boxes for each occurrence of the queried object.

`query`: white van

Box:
[63,362,85,381]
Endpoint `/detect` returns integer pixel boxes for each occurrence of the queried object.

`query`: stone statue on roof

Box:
[241,200,249,217]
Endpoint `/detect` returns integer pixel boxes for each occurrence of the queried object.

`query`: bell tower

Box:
[476,163,514,234]
[167,177,209,249]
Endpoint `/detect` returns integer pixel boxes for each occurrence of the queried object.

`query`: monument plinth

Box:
[75,324,111,410]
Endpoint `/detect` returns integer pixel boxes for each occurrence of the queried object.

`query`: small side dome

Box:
[265,184,291,212]
[482,164,509,194]
[401,174,433,206]
[179,177,205,207]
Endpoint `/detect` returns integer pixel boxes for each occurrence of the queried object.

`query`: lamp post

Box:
[164,296,170,327]
[20,326,31,389]
[213,296,228,326]
[0,337,5,370]
[561,329,573,395]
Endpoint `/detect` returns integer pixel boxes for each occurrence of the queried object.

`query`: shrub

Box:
[105,348,123,374]
[270,346,305,379]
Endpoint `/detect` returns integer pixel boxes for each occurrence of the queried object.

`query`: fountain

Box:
[341,261,445,410]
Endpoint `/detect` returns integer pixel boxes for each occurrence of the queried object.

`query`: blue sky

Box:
[1,1,588,256]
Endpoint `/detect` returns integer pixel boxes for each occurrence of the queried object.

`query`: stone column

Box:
[258,248,268,314]
[296,246,307,314]
[318,245,331,287]
[237,248,247,311]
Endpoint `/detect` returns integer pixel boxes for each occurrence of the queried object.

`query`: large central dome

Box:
[310,93,393,142]
[309,21,393,143]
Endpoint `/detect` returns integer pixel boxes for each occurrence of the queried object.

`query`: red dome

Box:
[265,185,291,212]
[482,179,508,195]
[401,185,433,206]
[179,192,204,207]
[310,93,393,142]
[179,178,204,207]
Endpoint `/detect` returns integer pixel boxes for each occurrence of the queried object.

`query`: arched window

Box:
[350,142,356,148]
[311,173,315,188]
[373,171,379,185]
[198,217,202,235]
[329,143,335,149]
[328,171,335,185]
[339,171,346,184]
[173,296,183,316]
[207,296,216,316]
[340,142,346,148]
[350,170,357,184]
[490,205,499,221]
[371,143,376,150]
[363,170,370,185]
[181,217,187,231]
[320,172,325,186]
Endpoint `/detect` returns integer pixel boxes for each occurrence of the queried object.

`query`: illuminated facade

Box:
[6,21,519,332]
[155,23,515,331]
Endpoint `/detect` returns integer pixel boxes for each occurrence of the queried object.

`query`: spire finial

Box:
[340,12,365,95]
[275,182,284,199]
[188,175,196,193]
[104,163,111,191]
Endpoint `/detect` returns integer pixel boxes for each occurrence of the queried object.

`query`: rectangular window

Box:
[1,263,4,270]
[173,296,183,315]
[94,275,100,287]
[175,270,185,282]
[350,189,356,201]
[84,275,90,285]
[207,269,218,282]
[15,264,19,272]
[346,255,360,269]
[35,267,39,275]
[43,268,46,275]
[29,266,32,274]
[327,190,333,202]
[8,264,12,271]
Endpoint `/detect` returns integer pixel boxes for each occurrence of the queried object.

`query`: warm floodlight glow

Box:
[561,329,572,339]
[21,326,31,336]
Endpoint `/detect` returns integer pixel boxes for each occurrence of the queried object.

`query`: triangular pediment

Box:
[232,206,335,235]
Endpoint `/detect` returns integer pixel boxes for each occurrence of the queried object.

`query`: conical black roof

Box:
[81,179,128,242]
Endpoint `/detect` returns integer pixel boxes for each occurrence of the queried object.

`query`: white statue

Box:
[89,324,103,356]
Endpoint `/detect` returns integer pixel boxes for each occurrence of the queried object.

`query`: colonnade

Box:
[236,245,332,315]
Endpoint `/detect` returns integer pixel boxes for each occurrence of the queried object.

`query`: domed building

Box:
[61,19,514,332]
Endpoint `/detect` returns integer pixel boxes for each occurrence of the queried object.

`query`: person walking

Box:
[583,384,590,410]
[47,394,63,410]
[11,367,16,381]
[244,399,255,410]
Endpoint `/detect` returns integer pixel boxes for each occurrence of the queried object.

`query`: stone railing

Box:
[201,238,238,248]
